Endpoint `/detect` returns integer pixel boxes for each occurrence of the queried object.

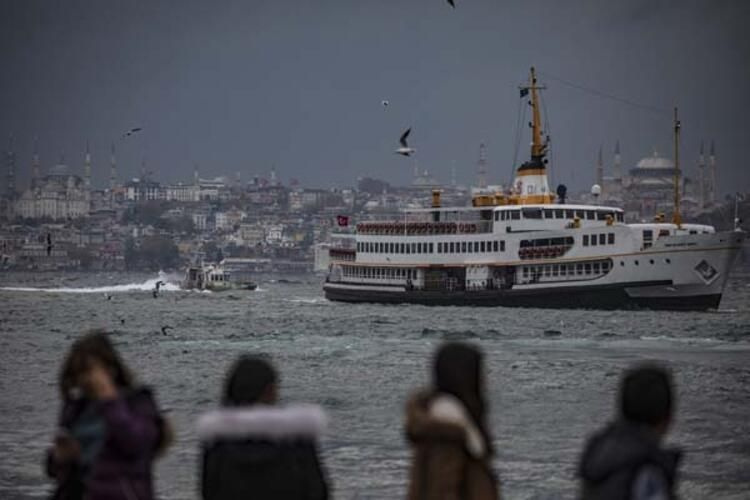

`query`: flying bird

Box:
[160,325,174,336]
[122,127,142,138]
[447,0,455,7]
[395,128,416,157]
[381,100,389,108]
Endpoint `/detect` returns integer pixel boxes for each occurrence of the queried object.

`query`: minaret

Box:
[109,143,117,190]
[698,141,705,209]
[6,134,16,199]
[477,143,488,189]
[708,140,717,206]
[595,145,604,188]
[32,137,40,189]
[84,140,92,189]
[613,140,622,181]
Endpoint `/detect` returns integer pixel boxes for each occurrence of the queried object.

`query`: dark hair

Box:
[433,342,491,450]
[223,355,277,406]
[619,364,674,426]
[60,330,133,399]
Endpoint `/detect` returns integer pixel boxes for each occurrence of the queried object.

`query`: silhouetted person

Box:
[578,364,681,500]
[404,342,499,500]
[45,331,171,500]
[198,355,329,500]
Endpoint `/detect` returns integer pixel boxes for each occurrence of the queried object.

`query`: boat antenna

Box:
[672,107,682,227]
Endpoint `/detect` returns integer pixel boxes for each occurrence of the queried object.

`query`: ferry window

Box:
[602,261,610,272]
[429,243,434,253]
[585,263,592,274]
[575,210,585,219]
[399,243,404,253]
[447,242,453,252]
[689,230,697,235]
[658,229,670,237]
[596,211,608,221]
[544,266,551,277]
[437,242,442,253]
[576,264,583,274]
[480,241,486,252]
[608,233,614,245]
[599,234,606,245]
[461,242,467,252]
[593,263,600,274]
[616,212,624,222]
[634,260,639,266]
[523,267,528,278]
[586,210,595,220]
[510,210,520,220]
[495,212,500,221]
[406,244,411,254]
[474,242,480,252]
[552,265,559,277]
[555,209,564,218]
[591,235,598,246]
[413,243,419,254]
[523,208,543,219]
[649,259,654,265]
[583,235,589,246]
[560,265,567,276]
[565,237,574,245]
[544,209,554,219]
[500,241,505,251]
[666,258,671,264]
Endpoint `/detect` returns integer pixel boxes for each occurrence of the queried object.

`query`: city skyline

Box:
[1,0,748,193]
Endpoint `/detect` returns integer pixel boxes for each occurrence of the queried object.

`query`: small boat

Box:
[183,263,257,291]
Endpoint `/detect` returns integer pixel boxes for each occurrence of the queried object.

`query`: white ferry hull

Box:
[324,231,743,311]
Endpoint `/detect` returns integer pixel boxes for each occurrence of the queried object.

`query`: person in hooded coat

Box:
[45,331,171,500]
[404,342,500,500]
[197,355,329,500]
[578,364,682,500]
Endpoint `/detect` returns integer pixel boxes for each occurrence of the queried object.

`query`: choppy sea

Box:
[0,271,749,499]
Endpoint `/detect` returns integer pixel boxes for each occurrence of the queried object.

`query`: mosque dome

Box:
[636,151,674,170]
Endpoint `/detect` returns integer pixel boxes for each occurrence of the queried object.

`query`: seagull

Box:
[122,127,142,138]
[160,325,174,336]
[381,100,389,108]
[395,128,416,156]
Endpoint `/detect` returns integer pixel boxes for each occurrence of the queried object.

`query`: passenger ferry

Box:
[323,69,745,310]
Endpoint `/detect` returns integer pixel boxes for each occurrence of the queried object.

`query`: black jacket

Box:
[198,404,329,500]
[578,420,681,500]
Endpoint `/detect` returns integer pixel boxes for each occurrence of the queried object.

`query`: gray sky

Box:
[1,0,748,194]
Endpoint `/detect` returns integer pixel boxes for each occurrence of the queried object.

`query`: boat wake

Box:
[0,274,180,294]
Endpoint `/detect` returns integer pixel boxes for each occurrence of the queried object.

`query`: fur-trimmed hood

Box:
[197,404,327,443]
[405,390,487,459]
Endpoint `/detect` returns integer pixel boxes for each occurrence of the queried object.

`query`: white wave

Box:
[0,274,181,294]
[284,297,326,304]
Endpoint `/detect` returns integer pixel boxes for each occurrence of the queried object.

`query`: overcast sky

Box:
[1,0,748,195]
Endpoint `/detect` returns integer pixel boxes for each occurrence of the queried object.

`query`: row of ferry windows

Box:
[496,208,624,222]
[582,233,615,246]
[522,260,611,278]
[344,266,416,280]
[358,240,505,254]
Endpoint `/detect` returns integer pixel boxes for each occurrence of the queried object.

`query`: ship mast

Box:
[529,67,546,159]
[672,107,682,227]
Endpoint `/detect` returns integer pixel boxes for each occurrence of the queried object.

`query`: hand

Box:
[53,433,81,463]
[83,362,118,400]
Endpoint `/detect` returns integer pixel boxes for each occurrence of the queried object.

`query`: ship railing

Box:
[357,220,493,236]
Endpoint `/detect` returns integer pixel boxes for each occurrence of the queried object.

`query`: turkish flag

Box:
[336,215,349,227]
